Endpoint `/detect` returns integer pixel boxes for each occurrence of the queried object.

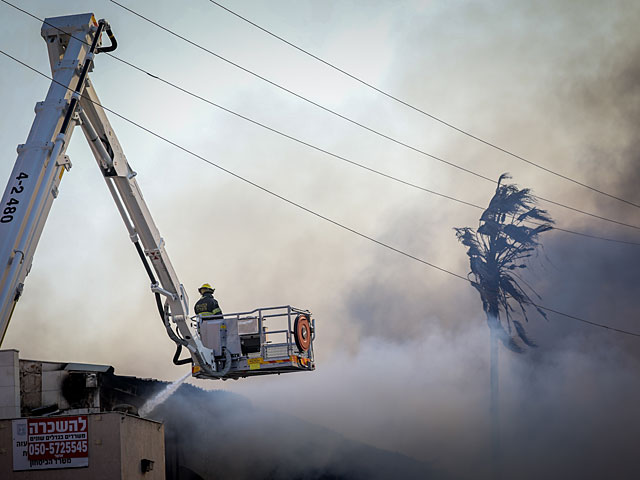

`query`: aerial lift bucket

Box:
[192,306,315,380]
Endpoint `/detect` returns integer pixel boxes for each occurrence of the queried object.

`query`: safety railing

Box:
[193,305,314,360]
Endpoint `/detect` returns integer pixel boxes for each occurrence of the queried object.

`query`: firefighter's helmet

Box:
[198,283,214,295]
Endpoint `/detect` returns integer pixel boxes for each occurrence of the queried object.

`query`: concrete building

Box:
[0,412,164,479]
[0,350,166,479]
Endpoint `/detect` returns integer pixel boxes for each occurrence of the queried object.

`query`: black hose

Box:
[134,241,157,284]
[154,292,165,323]
[173,344,193,365]
[134,241,164,322]
[96,25,118,53]
[58,21,105,135]
[133,240,192,364]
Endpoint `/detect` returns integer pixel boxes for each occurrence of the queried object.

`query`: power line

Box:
[97,78,639,237]
[533,304,640,337]
[2,0,639,247]
[0,51,468,280]
[93,60,640,233]
[1,48,639,338]
[61,61,640,246]
[110,1,640,231]
[106,3,492,181]
[545,226,640,246]
[107,1,640,232]
[207,0,640,210]
[1,0,638,246]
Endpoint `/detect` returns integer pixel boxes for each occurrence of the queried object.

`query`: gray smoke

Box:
[150,383,443,480]
[1,1,640,479]
[217,2,640,477]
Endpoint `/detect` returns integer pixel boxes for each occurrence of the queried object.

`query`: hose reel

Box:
[294,314,312,352]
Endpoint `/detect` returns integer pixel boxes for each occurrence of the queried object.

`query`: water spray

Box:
[139,372,190,417]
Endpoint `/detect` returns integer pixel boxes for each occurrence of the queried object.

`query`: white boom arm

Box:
[0,13,217,374]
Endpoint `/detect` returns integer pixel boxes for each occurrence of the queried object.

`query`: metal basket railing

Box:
[193,305,314,360]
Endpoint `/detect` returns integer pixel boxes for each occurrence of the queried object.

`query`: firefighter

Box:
[194,283,223,318]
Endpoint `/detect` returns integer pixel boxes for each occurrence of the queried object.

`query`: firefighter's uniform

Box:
[194,283,222,317]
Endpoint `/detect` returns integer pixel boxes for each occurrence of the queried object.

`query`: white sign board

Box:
[12,415,89,470]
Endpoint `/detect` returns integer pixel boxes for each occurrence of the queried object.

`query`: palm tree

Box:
[454,174,553,478]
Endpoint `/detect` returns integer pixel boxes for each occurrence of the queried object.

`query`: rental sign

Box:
[12,415,89,470]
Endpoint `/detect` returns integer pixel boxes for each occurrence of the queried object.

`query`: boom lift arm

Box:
[0,13,102,343]
[76,52,219,377]
[0,13,217,375]
[0,13,315,380]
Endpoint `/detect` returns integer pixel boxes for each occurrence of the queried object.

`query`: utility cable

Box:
[109,0,640,230]
[1,49,639,338]
[106,2,494,183]
[207,0,640,210]
[1,0,638,246]
[3,0,639,237]
[59,59,640,243]
[99,56,640,233]
[108,0,640,231]
[543,226,640,246]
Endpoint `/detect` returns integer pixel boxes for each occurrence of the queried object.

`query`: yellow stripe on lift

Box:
[262,359,290,364]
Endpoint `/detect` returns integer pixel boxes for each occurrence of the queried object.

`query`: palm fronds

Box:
[455,174,553,351]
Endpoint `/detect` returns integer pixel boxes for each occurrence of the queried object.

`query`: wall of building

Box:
[0,350,20,419]
[0,412,165,479]
[121,413,165,479]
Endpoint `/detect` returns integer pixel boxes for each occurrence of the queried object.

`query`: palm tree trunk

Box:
[489,321,500,480]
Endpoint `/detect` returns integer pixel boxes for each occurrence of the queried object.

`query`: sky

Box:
[1,1,639,478]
